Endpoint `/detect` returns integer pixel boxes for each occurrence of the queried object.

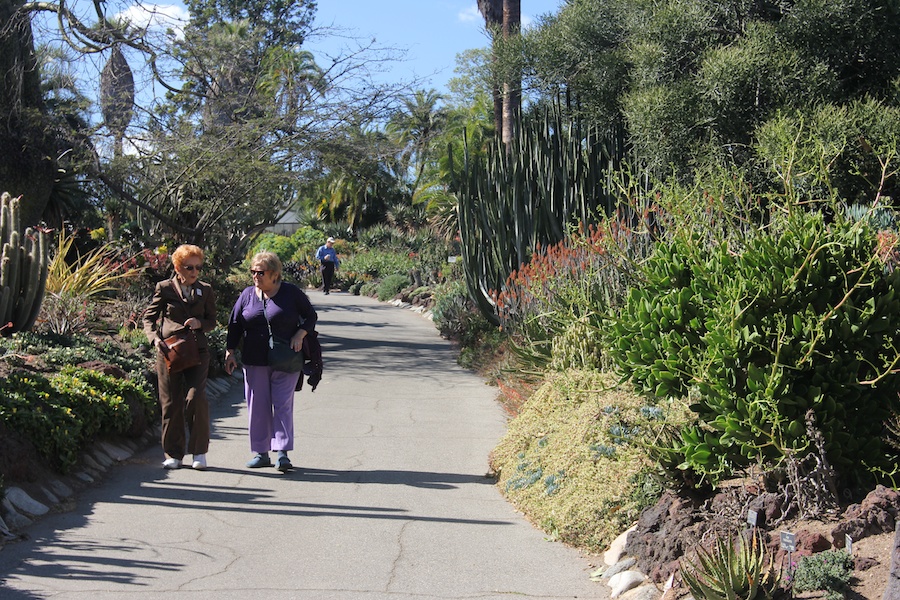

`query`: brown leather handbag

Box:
[160,329,201,373]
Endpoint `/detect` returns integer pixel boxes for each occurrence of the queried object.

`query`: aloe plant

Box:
[680,530,781,600]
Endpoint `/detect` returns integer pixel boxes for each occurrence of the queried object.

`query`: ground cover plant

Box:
[491,370,693,552]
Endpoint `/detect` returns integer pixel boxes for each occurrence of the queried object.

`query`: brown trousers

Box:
[156,350,211,459]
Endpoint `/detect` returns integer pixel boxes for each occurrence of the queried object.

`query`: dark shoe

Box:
[276,453,292,472]
[324,290,329,295]
[246,453,272,468]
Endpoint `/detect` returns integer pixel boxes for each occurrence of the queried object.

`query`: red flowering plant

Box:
[491,219,652,373]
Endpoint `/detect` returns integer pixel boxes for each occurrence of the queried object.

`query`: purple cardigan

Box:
[226,282,317,366]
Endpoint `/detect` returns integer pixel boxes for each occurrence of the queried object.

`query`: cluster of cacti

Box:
[0,192,49,335]
[455,107,626,324]
[549,318,603,372]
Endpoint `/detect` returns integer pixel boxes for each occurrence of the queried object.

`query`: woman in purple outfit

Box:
[224,252,317,471]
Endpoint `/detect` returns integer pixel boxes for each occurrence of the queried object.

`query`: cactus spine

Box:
[0,192,49,334]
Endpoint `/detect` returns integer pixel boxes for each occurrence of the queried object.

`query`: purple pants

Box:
[242,365,301,453]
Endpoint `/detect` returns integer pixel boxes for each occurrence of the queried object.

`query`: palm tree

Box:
[478,0,521,148]
[387,89,448,193]
[258,47,327,129]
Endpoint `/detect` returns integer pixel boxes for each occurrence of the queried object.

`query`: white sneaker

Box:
[162,457,182,469]
[191,454,207,470]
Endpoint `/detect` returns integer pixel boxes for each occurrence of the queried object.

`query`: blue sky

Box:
[104,0,564,96]
[306,0,565,94]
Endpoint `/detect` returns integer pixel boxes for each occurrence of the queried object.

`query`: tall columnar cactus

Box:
[455,108,626,324]
[0,192,49,335]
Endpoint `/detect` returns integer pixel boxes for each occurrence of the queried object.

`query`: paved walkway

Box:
[0,292,606,599]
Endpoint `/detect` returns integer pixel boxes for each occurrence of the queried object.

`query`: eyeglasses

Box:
[182,264,202,272]
[250,270,267,277]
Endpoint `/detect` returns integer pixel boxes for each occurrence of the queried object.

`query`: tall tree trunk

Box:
[501,0,521,147]
[0,0,57,230]
[478,0,504,138]
[479,0,521,149]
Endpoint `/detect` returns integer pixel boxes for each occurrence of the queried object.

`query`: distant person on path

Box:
[224,252,318,472]
[315,237,340,294]
[143,244,218,471]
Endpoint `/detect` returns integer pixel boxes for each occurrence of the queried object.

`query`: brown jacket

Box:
[143,277,218,351]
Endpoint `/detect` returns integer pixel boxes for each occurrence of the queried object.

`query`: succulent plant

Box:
[680,530,781,600]
[0,192,50,334]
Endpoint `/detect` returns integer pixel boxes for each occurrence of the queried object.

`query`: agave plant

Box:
[680,530,781,600]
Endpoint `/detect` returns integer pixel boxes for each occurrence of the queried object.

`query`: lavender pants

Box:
[242,365,301,453]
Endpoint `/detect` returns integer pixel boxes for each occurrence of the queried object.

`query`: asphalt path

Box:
[0,291,607,599]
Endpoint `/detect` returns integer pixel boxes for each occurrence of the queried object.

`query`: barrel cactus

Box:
[0,192,49,334]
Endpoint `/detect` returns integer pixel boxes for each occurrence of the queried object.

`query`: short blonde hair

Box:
[251,251,283,282]
[172,244,204,269]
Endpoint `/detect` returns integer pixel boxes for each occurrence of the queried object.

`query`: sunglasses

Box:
[250,270,267,277]
[182,264,202,272]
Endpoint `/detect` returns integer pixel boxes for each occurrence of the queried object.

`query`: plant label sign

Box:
[845,534,853,555]
[780,531,796,552]
[747,509,758,527]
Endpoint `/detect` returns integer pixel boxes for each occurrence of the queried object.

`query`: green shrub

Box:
[607,210,900,487]
[0,366,155,473]
[432,280,496,348]
[376,274,409,301]
[0,373,83,471]
[494,223,649,373]
[51,366,153,438]
[341,249,415,281]
[791,550,853,600]
[119,325,150,349]
[359,281,379,297]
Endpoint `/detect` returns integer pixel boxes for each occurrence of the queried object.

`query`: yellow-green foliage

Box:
[491,369,693,552]
[46,230,142,298]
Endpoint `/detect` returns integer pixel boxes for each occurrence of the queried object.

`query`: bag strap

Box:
[262,295,275,349]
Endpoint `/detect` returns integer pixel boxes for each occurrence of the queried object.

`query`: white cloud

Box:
[458,5,537,29]
[458,5,480,23]
[116,3,188,38]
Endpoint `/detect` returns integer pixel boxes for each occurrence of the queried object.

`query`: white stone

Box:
[5,486,49,516]
[602,557,637,579]
[89,447,114,467]
[605,524,638,565]
[1,499,34,529]
[621,584,661,600]
[98,441,133,462]
[81,454,106,473]
[609,570,647,598]
[39,485,60,505]
[48,479,73,498]
[0,513,15,538]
